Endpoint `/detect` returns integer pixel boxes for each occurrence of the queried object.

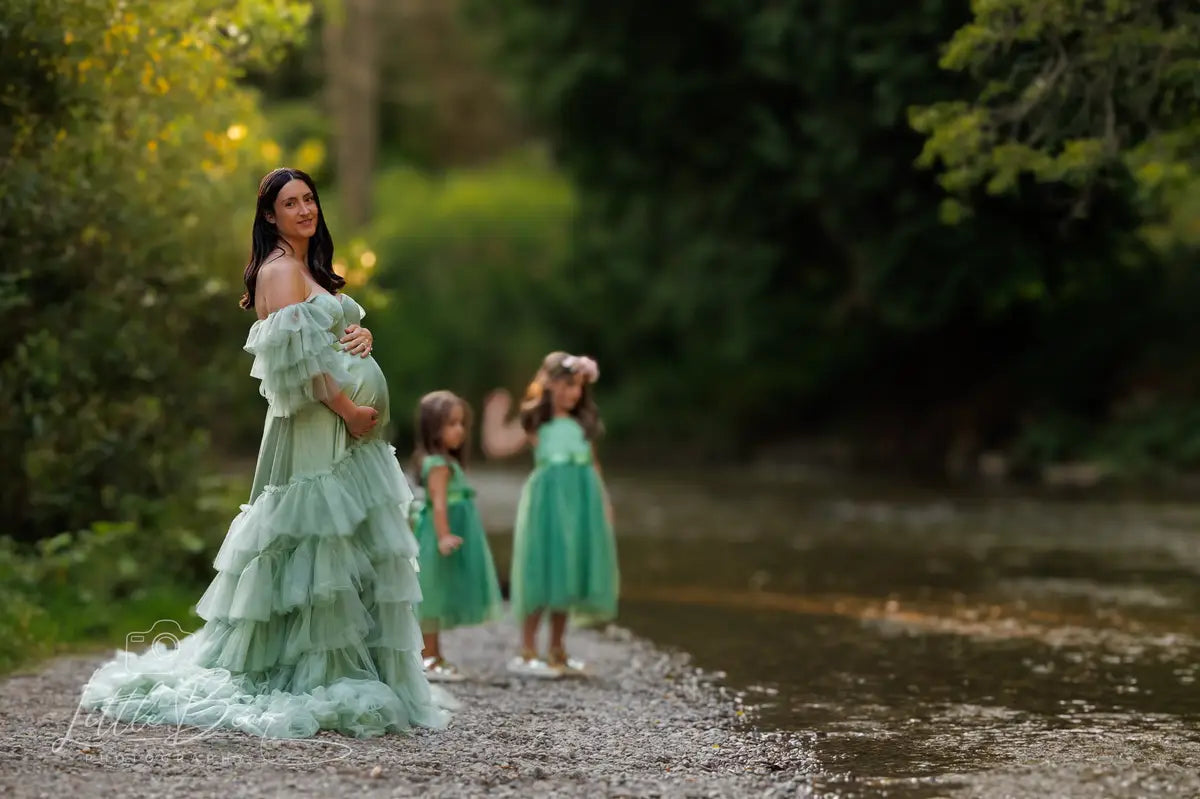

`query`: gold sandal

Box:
[506,647,561,679]
[422,656,466,683]
[547,646,586,676]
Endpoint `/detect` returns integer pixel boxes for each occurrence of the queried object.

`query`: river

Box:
[472,464,1200,797]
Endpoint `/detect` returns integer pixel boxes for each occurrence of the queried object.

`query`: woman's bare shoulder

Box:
[258,252,305,283]
[256,255,309,316]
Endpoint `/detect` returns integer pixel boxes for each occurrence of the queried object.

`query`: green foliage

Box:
[0,542,48,673]
[0,472,243,674]
[911,1,1200,251]
[262,99,333,183]
[358,155,575,451]
[1094,404,1200,478]
[466,0,1150,455]
[1012,403,1200,481]
[1,0,308,542]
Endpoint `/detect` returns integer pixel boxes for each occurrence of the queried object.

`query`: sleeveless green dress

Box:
[413,455,504,633]
[81,292,453,738]
[510,416,620,624]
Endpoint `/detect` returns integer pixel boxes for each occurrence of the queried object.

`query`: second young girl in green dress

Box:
[482,352,620,678]
[412,390,504,681]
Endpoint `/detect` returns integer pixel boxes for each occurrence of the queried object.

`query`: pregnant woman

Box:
[81,168,452,739]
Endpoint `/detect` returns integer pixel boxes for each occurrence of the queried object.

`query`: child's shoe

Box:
[506,648,562,679]
[422,656,467,683]
[548,646,586,677]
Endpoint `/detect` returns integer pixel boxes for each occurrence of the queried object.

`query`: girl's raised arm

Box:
[481,389,532,459]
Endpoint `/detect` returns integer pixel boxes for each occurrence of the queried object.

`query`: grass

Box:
[0,583,204,677]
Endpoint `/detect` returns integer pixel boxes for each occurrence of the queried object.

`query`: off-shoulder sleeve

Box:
[243,299,353,417]
[339,293,366,326]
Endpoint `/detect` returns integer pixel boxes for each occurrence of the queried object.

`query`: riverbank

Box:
[0,620,809,798]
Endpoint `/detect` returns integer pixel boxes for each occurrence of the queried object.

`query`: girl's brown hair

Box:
[412,390,473,476]
[518,351,603,440]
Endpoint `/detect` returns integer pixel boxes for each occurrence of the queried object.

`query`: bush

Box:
[1,0,309,669]
[357,154,576,452]
[1,0,309,542]
[0,470,245,673]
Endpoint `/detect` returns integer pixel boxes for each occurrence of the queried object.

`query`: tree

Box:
[467,0,1145,459]
[1,0,308,540]
[910,1,1200,253]
[378,0,525,168]
[323,0,380,227]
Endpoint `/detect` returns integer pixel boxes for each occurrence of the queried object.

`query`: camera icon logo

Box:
[125,619,190,656]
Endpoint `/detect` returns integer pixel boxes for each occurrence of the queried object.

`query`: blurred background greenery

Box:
[2,0,1198,671]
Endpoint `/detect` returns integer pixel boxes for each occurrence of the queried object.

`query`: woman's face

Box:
[266,178,319,241]
[550,372,583,413]
[441,403,466,450]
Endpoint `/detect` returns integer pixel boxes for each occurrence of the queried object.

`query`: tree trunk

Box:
[324,0,379,228]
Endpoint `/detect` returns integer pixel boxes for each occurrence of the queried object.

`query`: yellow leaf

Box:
[260,140,282,163]
[295,139,326,173]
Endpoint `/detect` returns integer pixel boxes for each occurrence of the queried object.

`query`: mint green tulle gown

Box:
[413,456,504,633]
[81,292,453,738]
[510,416,620,624]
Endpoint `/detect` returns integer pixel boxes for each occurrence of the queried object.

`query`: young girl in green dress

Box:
[412,390,504,681]
[482,351,620,678]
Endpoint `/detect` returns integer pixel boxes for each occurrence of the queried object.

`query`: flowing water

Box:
[474,465,1200,797]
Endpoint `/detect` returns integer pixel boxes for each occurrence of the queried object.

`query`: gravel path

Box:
[0,621,811,798]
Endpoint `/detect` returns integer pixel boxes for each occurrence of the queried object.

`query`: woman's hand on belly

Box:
[340,324,373,357]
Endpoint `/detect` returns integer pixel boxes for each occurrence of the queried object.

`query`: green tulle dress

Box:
[413,455,504,633]
[510,416,620,624]
[80,292,454,739]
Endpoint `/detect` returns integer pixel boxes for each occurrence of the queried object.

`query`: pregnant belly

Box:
[340,353,390,425]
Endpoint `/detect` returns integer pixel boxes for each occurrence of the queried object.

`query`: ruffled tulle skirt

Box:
[82,410,454,738]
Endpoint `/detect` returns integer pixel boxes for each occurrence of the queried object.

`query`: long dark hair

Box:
[519,351,603,439]
[239,167,343,310]
[412,390,473,477]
